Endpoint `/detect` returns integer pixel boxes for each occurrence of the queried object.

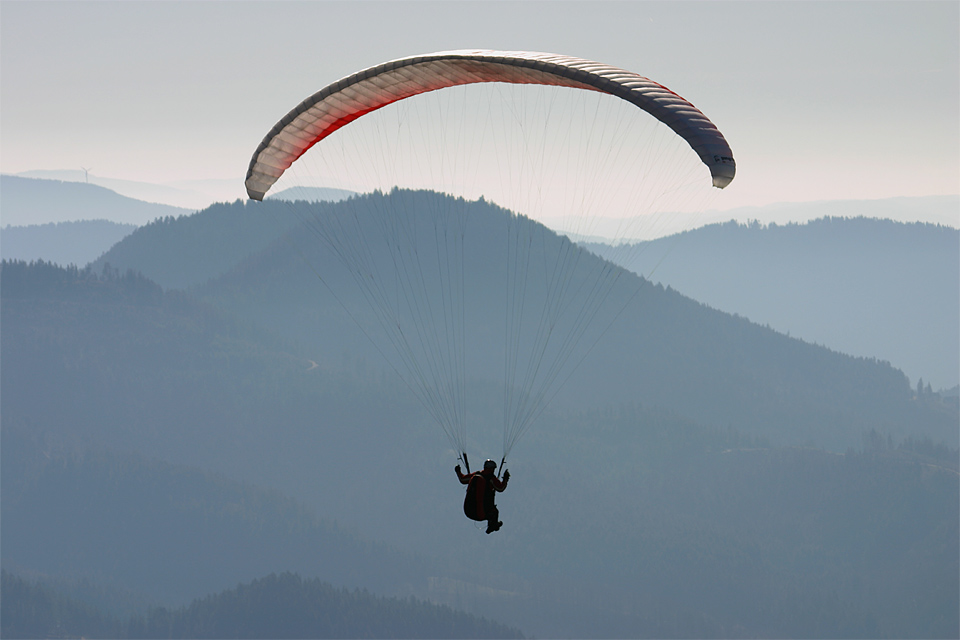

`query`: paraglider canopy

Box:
[245,49,735,202]
[244,49,736,468]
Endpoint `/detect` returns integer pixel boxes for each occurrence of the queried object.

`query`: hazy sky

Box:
[1,1,957,210]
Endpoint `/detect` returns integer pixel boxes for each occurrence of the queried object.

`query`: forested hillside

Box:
[2,248,957,637]
[1,426,427,605]
[93,199,303,290]
[1,570,123,639]
[1,571,522,639]
[584,217,960,390]
[190,191,955,451]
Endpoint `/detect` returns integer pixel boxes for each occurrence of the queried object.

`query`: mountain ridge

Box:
[182,191,955,450]
[1,219,137,266]
[2,257,956,638]
[583,216,959,389]
[1,175,192,226]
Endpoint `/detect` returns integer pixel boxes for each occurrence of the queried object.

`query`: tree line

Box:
[1,570,523,639]
[1,259,162,305]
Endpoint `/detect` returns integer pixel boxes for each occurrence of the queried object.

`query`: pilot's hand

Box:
[455,464,462,474]
[503,469,511,481]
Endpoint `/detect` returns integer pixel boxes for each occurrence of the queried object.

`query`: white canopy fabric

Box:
[245,50,736,200]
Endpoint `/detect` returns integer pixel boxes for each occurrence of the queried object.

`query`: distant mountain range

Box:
[557,195,960,241]
[10,170,357,211]
[11,170,243,210]
[707,194,959,228]
[1,175,191,226]
[12,169,958,234]
[584,217,960,390]
[1,220,137,266]
[1,176,359,268]
[6,172,955,391]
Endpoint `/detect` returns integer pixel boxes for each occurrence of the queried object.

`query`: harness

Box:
[463,474,490,521]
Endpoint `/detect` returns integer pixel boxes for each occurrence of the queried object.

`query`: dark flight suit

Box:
[456,467,508,533]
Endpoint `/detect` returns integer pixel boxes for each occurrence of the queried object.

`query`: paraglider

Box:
[244,50,735,528]
[457,459,510,534]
